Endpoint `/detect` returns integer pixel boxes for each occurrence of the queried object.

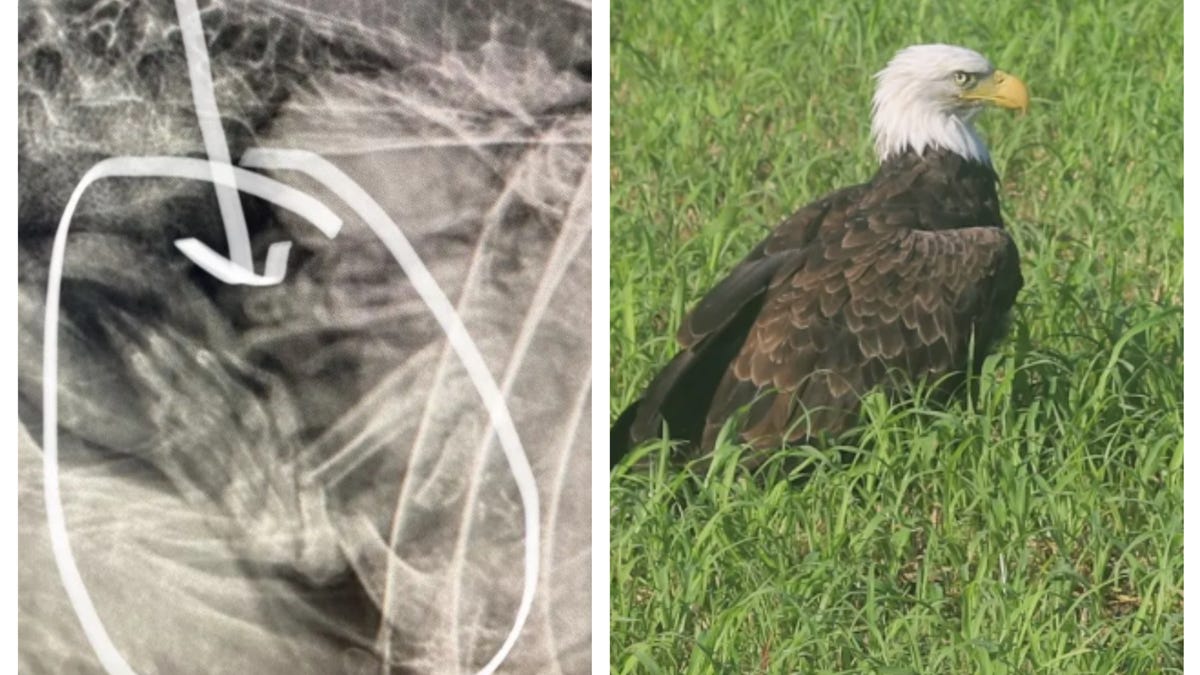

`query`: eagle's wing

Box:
[615,188,862,458]
[677,186,862,348]
[704,214,1022,450]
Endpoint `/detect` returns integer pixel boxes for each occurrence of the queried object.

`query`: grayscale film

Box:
[18,1,592,672]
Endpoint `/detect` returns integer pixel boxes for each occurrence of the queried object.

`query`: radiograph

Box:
[18,1,591,672]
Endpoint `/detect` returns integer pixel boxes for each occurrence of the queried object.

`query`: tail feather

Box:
[609,398,642,468]
[610,292,767,468]
[608,348,710,467]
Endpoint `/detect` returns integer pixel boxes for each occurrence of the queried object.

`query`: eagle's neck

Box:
[873,148,1003,230]
[871,96,990,165]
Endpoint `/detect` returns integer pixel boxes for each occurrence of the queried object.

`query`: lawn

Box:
[609,0,1183,672]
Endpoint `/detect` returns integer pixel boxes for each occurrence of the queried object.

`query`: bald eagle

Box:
[611,44,1028,468]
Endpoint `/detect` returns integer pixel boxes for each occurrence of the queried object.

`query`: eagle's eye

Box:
[953,71,973,87]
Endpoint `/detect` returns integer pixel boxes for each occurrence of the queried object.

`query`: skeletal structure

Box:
[19,1,591,672]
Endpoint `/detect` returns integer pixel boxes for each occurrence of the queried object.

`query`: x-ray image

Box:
[18,0,591,672]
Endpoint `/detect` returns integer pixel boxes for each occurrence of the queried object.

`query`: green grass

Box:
[609,0,1183,672]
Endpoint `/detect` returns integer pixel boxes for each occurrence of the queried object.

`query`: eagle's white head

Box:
[871,44,1029,165]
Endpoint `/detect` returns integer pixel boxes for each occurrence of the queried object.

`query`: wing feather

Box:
[715,223,1021,449]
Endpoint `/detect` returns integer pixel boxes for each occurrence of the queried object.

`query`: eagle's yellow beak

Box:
[963,70,1029,114]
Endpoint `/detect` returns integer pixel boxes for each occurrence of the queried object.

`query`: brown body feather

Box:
[611,148,1023,466]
